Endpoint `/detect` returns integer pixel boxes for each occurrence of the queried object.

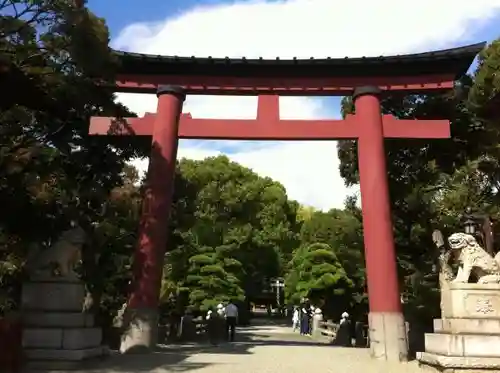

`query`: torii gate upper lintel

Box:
[89,42,485,360]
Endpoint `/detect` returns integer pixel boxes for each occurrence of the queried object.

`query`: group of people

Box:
[206,301,239,344]
[292,302,316,335]
[292,302,351,337]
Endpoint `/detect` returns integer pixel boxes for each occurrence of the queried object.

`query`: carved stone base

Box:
[23,327,103,350]
[368,312,408,362]
[22,281,86,312]
[418,352,500,373]
[423,332,500,357]
[441,283,500,319]
[418,283,500,373]
[21,280,108,370]
[434,318,500,335]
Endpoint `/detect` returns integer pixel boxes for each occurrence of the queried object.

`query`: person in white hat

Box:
[216,303,225,317]
[340,312,349,324]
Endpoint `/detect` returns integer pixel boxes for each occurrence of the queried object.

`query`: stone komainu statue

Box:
[442,232,500,284]
[25,226,87,278]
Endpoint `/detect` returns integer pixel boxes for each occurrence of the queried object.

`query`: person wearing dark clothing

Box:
[225,302,238,342]
[334,312,352,347]
[206,309,219,345]
[300,304,311,335]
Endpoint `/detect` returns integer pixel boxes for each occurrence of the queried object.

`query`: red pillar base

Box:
[119,308,159,354]
[368,312,408,361]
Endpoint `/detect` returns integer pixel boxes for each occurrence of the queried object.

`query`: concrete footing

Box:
[119,307,159,354]
[368,312,408,362]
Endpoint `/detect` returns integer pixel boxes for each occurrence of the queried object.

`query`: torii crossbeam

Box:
[90,95,449,140]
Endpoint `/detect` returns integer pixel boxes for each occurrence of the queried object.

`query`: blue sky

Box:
[88,0,500,52]
[86,0,500,210]
[88,0,224,38]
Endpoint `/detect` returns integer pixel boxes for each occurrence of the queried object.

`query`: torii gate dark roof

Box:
[113,42,484,78]
[112,42,486,95]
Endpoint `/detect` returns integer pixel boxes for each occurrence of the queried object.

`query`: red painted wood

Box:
[356,92,401,314]
[115,73,455,95]
[127,91,184,310]
[89,98,450,140]
[0,317,22,372]
[179,117,358,140]
[381,115,450,138]
[89,116,154,136]
[89,115,450,140]
[257,95,280,121]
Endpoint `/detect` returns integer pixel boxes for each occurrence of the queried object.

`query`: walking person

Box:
[206,309,219,345]
[217,303,225,317]
[336,311,352,347]
[309,306,316,333]
[300,302,312,336]
[225,300,238,342]
[292,306,300,332]
[216,303,226,339]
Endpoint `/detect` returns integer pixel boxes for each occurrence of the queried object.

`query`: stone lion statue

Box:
[25,226,87,278]
[447,232,500,284]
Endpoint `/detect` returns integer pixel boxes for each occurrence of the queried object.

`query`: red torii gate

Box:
[90,42,484,361]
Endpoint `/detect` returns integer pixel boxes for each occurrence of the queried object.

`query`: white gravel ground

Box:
[58,324,424,373]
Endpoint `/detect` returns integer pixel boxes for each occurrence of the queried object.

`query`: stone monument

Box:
[22,226,108,370]
[417,232,500,372]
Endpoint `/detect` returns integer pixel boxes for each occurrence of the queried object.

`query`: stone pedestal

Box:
[417,283,500,373]
[22,277,108,370]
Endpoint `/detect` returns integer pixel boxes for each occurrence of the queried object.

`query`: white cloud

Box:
[116,0,500,210]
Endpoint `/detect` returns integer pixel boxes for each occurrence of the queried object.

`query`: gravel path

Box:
[71,323,424,373]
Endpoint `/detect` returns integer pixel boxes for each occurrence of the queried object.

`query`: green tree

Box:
[183,251,245,311]
[0,0,145,319]
[298,206,366,310]
[285,243,353,319]
[160,156,300,316]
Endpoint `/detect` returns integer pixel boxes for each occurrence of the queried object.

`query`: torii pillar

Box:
[119,85,185,353]
[354,86,407,361]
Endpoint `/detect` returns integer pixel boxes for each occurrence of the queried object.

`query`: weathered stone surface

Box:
[425,333,500,357]
[368,312,408,362]
[25,345,108,360]
[23,327,102,350]
[21,277,107,369]
[23,328,63,349]
[442,283,500,319]
[63,328,102,350]
[21,282,85,312]
[119,307,159,354]
[23,312,94,327]
[434,317,500,334]
[418,351,500,371]
[25,226,86,279]
[25,358,105,371]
